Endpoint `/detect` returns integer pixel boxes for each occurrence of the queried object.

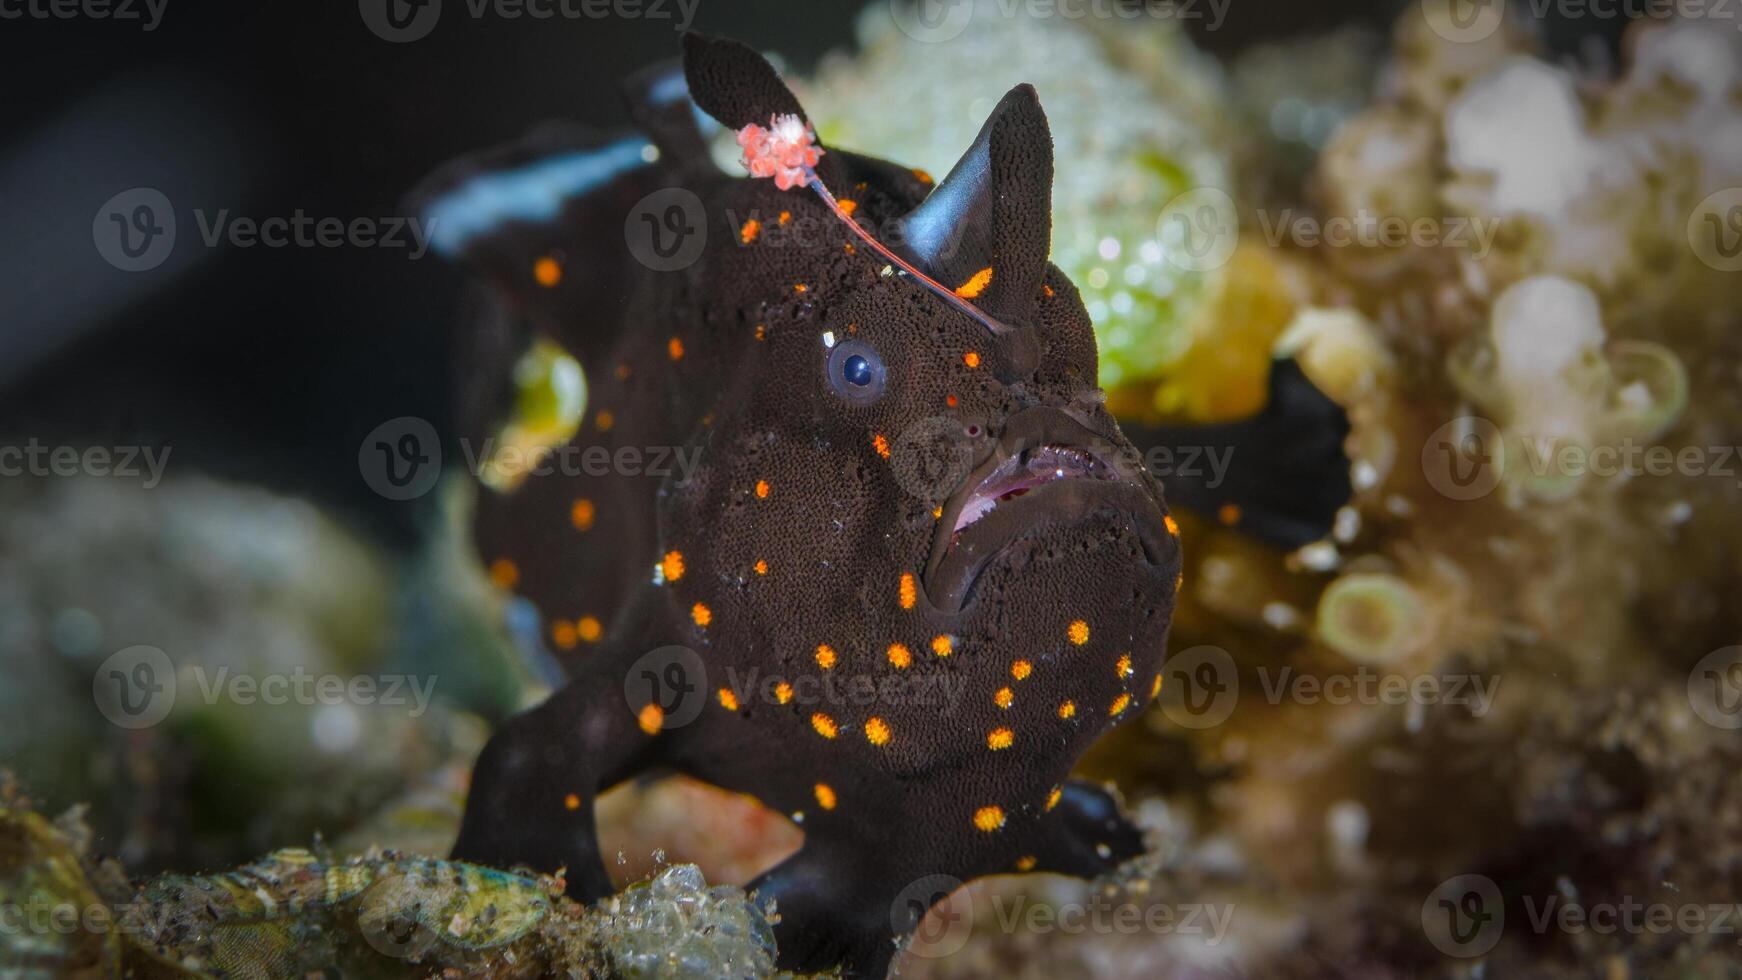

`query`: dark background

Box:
[0,0,1621,548]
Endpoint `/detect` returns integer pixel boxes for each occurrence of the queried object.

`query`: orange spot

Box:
[1110,693,1132,716]
[962,350,981,369]
[778,210,792,226]
[551,620,578,650]
[564,792,582,811]
[754,559,769,576]
[595,410,614,432]
[945,394,959,408]
[814,783,837,810]
[1218,503,1243,526]
[973,805,1005,832]
[932,506,944,519]
[718,688,739,711]
[775,682,794,704]
[931,634,954,657]
[668,337,685,361]
[571,499,596,531]
[954,267,994,299]
[614,362,632,381]
[887,643,913,669]
[754,323,767,342]
[1045,786,1062,811]
[873,433,891,459]
[1164,514,1180,536]
[1116,653,1133,678]
[691,603,712,628]
[865,717,891,746]
[1016,855,1037,871]
[838,199,857,216]
[898,572,917,610]
[577,616,603,643]
[489,559,520,590]
[811,713,838,739]
[794,282,809,294]
[637,703,664,735]
[843,242,856,255]
[1057,700,1076,719]
[912,168,934,185]
[987,727,1015,750]
[754,480,770,499]
[1151,674,1163,699]
[1011,660,1032,681]
[1176,571,1185,592]
[994,687,1014,709]
[1043,283,1056,298]
[815,644,838,670]
[739,217,761,244]
[661,550,685,582]
[1068,620,1090,646]
[533,256,562,287]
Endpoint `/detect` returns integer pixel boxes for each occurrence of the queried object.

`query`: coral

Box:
[0,780,783,979]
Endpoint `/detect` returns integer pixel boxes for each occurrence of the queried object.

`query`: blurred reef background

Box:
[3,0,1741,976]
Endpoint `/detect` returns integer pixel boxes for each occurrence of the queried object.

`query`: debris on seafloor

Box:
[0,776,785,979]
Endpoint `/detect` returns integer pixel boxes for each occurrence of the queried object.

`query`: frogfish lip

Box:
[921,407,1169,614]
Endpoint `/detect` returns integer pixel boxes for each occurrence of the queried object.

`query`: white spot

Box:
[1333,506,1361,543]
[640,143,660,163]
[1296,542,1340,572]
[1097,236,1121,261]
[1261,602,1301,630]
[311,704,362,754]
[822,331,837,349]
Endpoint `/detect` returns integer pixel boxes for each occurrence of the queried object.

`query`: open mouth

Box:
[921,411,1168,613]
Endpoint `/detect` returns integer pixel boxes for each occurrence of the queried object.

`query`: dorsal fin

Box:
[896,84,1054,323]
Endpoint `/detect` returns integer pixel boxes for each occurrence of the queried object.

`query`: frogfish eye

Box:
[826,339,887,406]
